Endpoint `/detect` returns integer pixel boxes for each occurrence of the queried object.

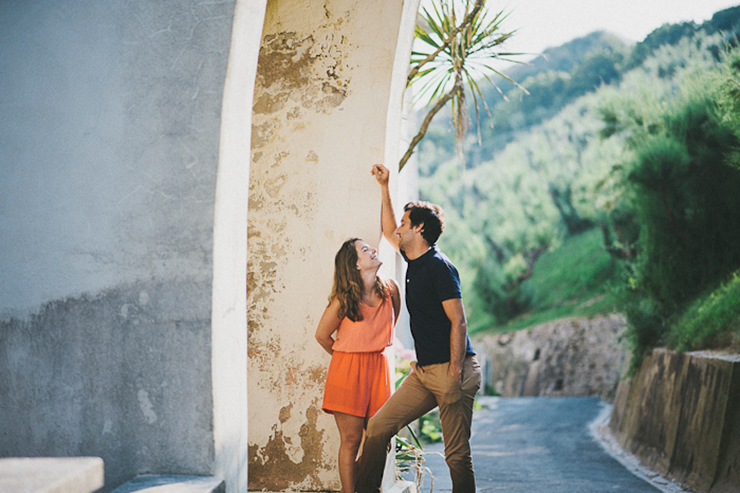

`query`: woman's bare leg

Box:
[334,412,366,493]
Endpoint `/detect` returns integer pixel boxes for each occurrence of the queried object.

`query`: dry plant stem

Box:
[406,0,485,84]
[399,77,463,171]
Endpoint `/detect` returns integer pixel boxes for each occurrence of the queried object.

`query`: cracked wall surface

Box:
[0,1,245,491]
[247,0,415,489]
[0,281,214,489]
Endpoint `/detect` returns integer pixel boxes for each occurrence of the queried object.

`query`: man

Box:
[355,164,481,493]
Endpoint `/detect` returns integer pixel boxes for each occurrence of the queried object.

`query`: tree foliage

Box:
[417,5,740,343]
[605,48,740,367]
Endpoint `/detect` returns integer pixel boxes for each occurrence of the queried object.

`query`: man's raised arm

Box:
[371,164,401,253]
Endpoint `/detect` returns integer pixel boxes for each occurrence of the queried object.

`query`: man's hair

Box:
[404,201,445,246]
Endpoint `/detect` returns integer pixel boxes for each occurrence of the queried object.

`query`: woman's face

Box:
[355,240,381,273]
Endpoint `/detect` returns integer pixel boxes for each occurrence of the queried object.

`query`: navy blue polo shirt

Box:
[401,246,475,366]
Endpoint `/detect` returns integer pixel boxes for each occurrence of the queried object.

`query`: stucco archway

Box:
[246,0,420,490]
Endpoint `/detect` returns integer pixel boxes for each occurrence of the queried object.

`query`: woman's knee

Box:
[341,430,364,449]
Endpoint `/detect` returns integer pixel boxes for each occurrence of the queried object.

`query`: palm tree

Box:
[400,0,527,171]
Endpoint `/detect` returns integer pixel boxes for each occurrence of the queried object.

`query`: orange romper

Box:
[322,292,395,418]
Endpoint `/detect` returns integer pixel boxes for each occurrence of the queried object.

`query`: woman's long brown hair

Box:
[329,238,388,322]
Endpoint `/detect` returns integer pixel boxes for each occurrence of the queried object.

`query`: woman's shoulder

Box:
[383,277,399,293]
[383,278,400,307]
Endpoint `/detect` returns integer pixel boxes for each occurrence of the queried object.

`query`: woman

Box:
[315,238,401,493]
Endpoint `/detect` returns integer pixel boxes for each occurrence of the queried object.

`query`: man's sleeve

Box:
[433,260,462,302]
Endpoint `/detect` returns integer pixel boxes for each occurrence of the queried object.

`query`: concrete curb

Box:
[590,402,694,493]
[111,474,225,493]
[609,349,740,493]
[0,457,104,493]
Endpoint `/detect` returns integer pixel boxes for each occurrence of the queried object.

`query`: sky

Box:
[488,0,740,60]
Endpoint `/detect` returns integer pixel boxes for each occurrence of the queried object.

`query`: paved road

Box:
[412,396,661,493]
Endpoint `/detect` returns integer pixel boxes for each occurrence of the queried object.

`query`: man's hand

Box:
[449,361,462,385]
[371,164,390,186]
[372,163,400,252]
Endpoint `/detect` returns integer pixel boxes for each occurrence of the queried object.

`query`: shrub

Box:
[606,63,740,367]
[472,255,533,325]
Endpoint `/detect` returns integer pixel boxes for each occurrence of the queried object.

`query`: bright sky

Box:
[492,0,740,59]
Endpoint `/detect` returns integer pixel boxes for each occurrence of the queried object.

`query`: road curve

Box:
[415,396,661,493]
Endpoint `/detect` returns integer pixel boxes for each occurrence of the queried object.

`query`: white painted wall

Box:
[213,1,269,492]
[0,1,420,491]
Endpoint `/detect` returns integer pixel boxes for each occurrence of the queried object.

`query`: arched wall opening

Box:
[0,1,419,492]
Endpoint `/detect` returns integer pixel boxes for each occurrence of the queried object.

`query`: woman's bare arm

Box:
[315,297,343,355]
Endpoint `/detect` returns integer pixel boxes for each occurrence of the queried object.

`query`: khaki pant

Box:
[356,355,482,493]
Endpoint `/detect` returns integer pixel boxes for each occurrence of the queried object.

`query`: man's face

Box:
[395,211,422,249]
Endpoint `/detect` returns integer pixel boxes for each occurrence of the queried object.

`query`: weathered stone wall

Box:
[610,349,740,493]
[476,314,628,400]
[0,283,215,485]
[247,0,419,489]
[0,2,262,492]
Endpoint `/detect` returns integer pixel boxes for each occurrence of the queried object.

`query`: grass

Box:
[667,271,740,352]
[471,228,740,356]
[472,227,620,335]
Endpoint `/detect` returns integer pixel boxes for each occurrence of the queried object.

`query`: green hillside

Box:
[472,228,617,334]
[416,5,740,366]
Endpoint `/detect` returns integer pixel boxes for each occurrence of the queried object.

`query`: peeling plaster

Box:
[254,30,351,122]
[247,19,339,473]
[279,404,293,423]
[246,0,409,489]
[248,402,333,491]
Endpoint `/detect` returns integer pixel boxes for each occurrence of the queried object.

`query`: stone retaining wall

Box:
[476,314,628,400]
[610,348,740,493]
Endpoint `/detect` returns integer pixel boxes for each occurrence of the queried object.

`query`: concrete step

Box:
[0,457,104,493]
[111,474,224,493]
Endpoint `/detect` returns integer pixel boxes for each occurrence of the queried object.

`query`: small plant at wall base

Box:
[419,410,443,443]
[395,430,436,492]
[401,0,527,171]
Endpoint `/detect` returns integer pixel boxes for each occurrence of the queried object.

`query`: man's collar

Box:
[405,245,435,262]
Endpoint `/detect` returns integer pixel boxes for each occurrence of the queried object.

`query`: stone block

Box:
[608,377,629,433]
[624,349,691,475]
[0,457,103,493]
[384,479,416,493]
[710,357,740,493]
[479,314,628,399]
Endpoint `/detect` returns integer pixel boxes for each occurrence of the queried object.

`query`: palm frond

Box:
[401,0,528,171]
